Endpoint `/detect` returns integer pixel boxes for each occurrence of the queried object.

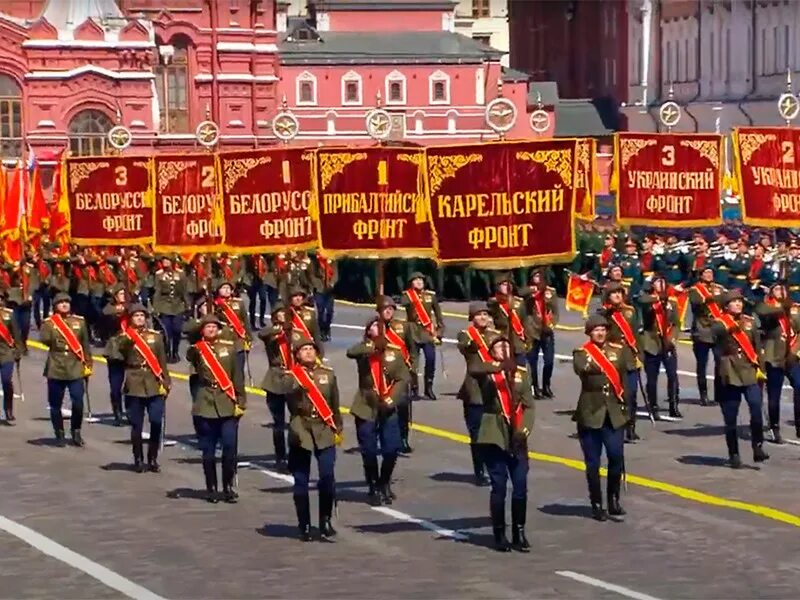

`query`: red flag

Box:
[27,161,47,236]
[48,152,69,246]
[1,162,25,262]
[565,274,594,316]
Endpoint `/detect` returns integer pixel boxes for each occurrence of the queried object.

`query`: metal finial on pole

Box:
[376,90,382,108]
[658,81,681,133]
[778,69,799,125]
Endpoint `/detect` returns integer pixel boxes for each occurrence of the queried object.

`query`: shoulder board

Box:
[317,364,334,371]
[791,305,799,315]
[218,339,234,345]
[573,346,587,354]
[516,365,527,372]
[147,328,159,334]
[546,286,556,291]
[608,342,623,348]
[459,329,468,336]
[487,327,500,333]
[386,342,401,350]
[305,305,317,312]
[0,307,12,315]
[155,269,164,274]
[71,315,85,320]
[741,315,754,323]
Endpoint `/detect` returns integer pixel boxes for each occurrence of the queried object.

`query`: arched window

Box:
[155,38,190,133]
[69,110,114,157]
[0,75,22,160]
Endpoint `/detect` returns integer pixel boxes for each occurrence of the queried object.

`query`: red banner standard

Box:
[153,154,224,252]
[575,138,598,221]
[733,127,800,227]
[424,139,578,267]
[614,132,723,227]
[65,156,153,245]
[219,148,316,252]
[313,147,433,258]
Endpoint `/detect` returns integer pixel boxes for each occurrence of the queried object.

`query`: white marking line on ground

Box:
[251,463,468,540]
[0,515,167,600]
[335,323,796,390]
[555,570,663,600]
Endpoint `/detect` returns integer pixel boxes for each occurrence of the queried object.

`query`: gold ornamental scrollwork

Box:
[132,161,149,170]
[318,152,367,190]
[396,153,425,169]
[679,139,720,169]
[738,133,778,165]
[620,138,657,168]
[576,141,590,188]
[70,161,110,193]
[515,149,573,187]
[223,156,272,193]
[158,160,197,193]
[426,154,483,196]
[301,152,314,163]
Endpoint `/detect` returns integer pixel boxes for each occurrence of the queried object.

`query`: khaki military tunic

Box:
[346,339,410,421]
[214,297,252,353]
[688,283,722,344]
[186,339,247,418]
[522,286,559,341]
[487,294,528,356]
[0,307,23,363]
[456,326,501,406]
[401,289,445,345]
[712,314,763,387]
[638,294,679,356]
[283,364,343,452]
[257,325,295,395]
[40,314,92,380]
[118,328,171,397]
[572,341,631,430]
[471,364,535,453]
[152,269,187,316]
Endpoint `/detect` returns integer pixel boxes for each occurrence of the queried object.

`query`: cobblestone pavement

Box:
[1,301,800,599]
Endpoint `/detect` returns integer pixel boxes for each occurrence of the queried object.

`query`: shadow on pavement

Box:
[429,471,477,485]
[663,424,724,437]
[100,462,136,472]
[538,503,594,519]
[166,487,212,501]
[675,454,760,470]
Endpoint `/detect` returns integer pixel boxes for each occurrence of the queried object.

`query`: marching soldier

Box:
[347,315,409,505]
[258,300,294,471]
[152,255,188,364]
[280,251,313,302]
[33,249,51,329]
[282,336,343,542]
[311,253,338,342]
[101,284,130,426]
[660,233,687,288]
[598,282,642,442]
[786,243,800,304]
[755,284,800,443]
[639,277,681,419]
[689,267,723,405]
[523,268,558,399]
[187,313,247,503]
[183,298,209,402]
[727,239,752,295]
[402,272,444,400]
[572,315,629,522]
[0,293,23,422]
[456,301,500,486]
[375,296,414,454]
[244,253,269,329]
[619,239,643,298]
[214,279,252,377]
[488,273,528,366]
[117,303,171,472]
[469,336,533,552]
[8,256,37,347]
[287,286,324,355]
[47,257,71,306]
[712,290,769,468]
[39,293,93,447]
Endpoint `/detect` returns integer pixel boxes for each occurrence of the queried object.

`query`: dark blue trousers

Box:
[765,363,800,431]
[12,305,31,346]
[266,286,279,311]
[355,413,401,458]
[315,291,334,335]
[577,418,625,480]
[526,333,554,388]
[644,350,679,407]
[194,415,239,462]
[189,375,200,402]
[47,378,85,433]
[463,403,483,444]
[160,314,184,357]
[481,443,528,517]
[247,282,267,328]
[0,361,13,417]
[289,444,336,497]
[625,369,639,415]
[266,391,288,461]
[72,293,90,318]
[414,341,436,381]
[33,287,50,328]
[693,340,721,401]
[720,383,764,455]
[107,360,125,415]
[126,395,165,457]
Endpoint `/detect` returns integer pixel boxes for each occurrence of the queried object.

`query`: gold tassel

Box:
[415,152,430,224]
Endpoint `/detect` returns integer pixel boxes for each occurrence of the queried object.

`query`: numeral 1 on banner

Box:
[378,160,388,186]
[282,160,291,184]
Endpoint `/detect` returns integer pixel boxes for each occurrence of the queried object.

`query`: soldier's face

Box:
[380,306,394,321]
[115,291,126,304]
[773,286,786,300]
[298,345,317,364]
[411,278,424,291]
[728,299,744,315]
[367,322,380,338]
[273,310,286,324]
[473,311,490,328]
[701,270,714,283]
[497,281,511,295]
[490,341,510,362]
[608,291,623,305]
[219,285,232,298]
[202,323,219,339]
[55,300,70,314]
[131,312,146,327]
[291,294,304,307]
[531,274,542,286]
[590,326,607,344]
[653,279,666,294]
[162,259,172,270]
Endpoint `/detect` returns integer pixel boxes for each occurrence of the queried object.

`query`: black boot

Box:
[273,430,287,471]
[729,454,742,469]
[771,427,785,445]
[668,398,683,419]
[203,458,219,503]
[650,401,661,421]
[491,504,511,552]
[409,379,419,400]
[379,455,397,505]
[319,489,337,541]
[531,371,542,400]
[55,429,66,448]
[71,429,84,447]
[588,471,607,521]
[132,436,145,473]
[294,494,312,541]
[607,473,626,518]
[364,459,381,506]
[222,456,238,503]
[698,382,709,407]
[510,499,530,552]
[111,400,123,427]
[423,378,436,400]
[796,425,800,439]
[753,443,770,463]
[147,442,161,474]
[624,420,640,443]
[541,385,554,399]
[470,444,489,486]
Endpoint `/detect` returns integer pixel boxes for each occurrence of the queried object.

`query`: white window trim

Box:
[296,71,317,106]
[385,70,407,105]
[429,71,450,105]
[341,70,363,106]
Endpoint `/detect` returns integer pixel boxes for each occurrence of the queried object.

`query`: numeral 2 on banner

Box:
[782,141,795,165]
[201,165,215,188]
